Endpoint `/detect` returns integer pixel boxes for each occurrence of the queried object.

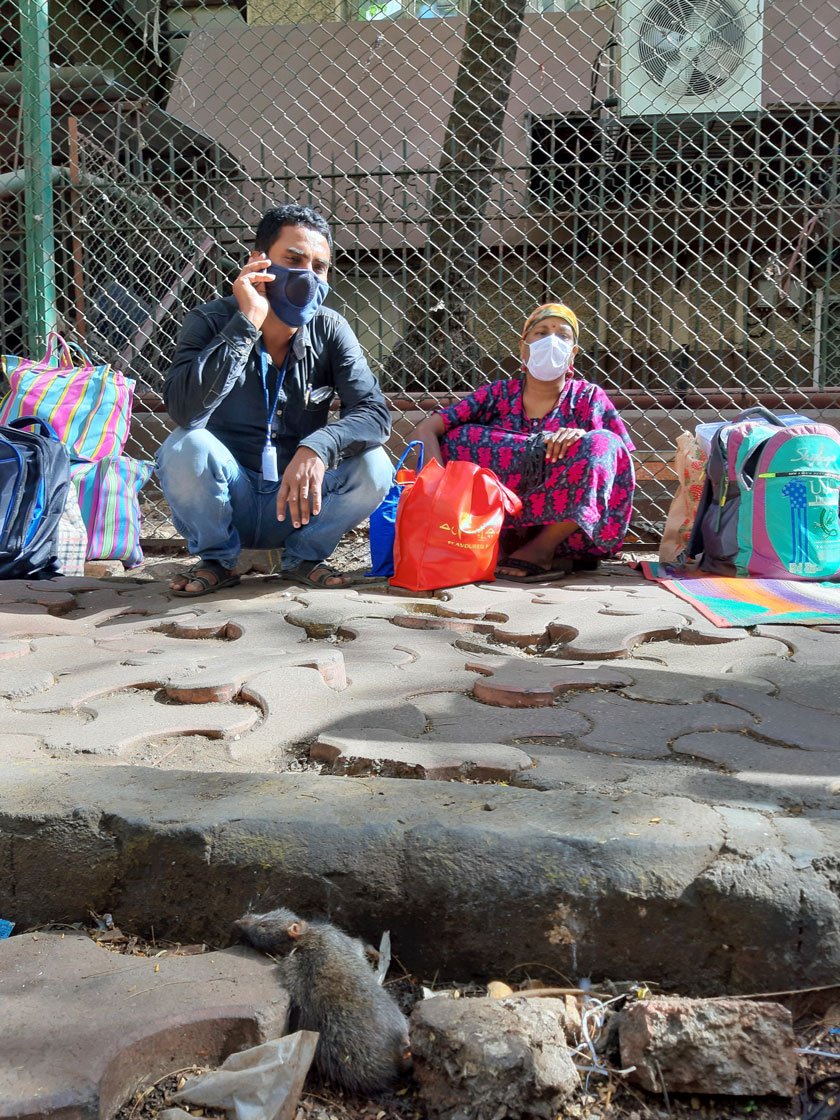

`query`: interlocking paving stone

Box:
[47,575,136,591]
[560,692,755,758]
[710,685,840,751]
[741,660,840,713]
[390,591,696,657]
[0,586,77,613]
[1,581,360,768]
[312,732,534,780]
[673,731,840,784]
[508,747,797,811]
[543,604,694,659]
[0,931,288,1120]
[316,701,430,740]
[285,589,408,638]
[229,665,356,766]
[1,734,49,763]
[616,666,775,705]
[412,690,592,744]
[754,624,840,665]
[535,583,751,645]
[468,662,633,707]
[0,666,55,699]
[1,570,839,814]
[309,679,599,779]
[6,690,262,757]
[617,635,787,703]
[5,565,840,1006]
[333,622,505,712]
[407,585,569,646]
[13,647,347,712]
[0,605,88,639]
[284,579,745,660]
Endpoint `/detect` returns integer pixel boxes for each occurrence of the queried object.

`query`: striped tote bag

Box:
[71,456,153,569]
[0,332,134,462]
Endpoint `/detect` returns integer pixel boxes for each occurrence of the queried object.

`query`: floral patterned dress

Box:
[437,377,635,559]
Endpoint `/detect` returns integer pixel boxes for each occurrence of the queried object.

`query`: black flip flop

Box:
[170,559,241,597]
[494,557,572,584]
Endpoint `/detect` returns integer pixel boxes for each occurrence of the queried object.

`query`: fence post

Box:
[19,0,58,352]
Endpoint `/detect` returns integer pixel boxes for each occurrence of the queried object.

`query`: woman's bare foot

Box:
[495,521,579,581]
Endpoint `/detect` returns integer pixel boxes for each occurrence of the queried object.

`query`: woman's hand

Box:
[412,414,446,466]
[543,428,586,463]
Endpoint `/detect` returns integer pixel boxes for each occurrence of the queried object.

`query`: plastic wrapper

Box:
[659,431,708,564]
[172,1032,319,1120]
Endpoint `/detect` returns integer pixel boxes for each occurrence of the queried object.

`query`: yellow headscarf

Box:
[522,303,579,342]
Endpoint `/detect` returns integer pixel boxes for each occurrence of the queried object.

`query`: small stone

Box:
[410,995,578,1119]
[617,998,797,1096]
[486,980,514,998]
[84,560,125,578]
[236,548,282,575]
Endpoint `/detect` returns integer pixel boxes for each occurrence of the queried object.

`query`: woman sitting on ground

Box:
[412,303,635,581]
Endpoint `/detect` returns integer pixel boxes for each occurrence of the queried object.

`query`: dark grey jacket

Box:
[163,296,392,474]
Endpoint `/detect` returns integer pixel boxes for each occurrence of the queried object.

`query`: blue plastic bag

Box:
[368,441,424,578]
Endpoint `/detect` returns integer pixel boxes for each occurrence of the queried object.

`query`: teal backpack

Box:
[688,408,840,579]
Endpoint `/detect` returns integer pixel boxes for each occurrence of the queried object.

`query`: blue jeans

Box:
[155,428,392,571]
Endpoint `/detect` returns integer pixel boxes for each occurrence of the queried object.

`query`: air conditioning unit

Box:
[619,0,764,117]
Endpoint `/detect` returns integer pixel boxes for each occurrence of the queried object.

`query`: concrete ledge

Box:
[1,762,838,994]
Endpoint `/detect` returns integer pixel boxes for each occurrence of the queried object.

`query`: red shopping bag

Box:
[391,459,522,591]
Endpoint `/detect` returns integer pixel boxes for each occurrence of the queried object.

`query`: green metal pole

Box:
[20,0,57,352]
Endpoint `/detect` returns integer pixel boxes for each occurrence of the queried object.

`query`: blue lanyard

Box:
[259,343,291,444]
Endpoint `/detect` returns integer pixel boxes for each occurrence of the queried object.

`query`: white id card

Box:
[261,445,279,483]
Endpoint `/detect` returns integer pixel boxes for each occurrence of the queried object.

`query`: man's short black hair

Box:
[255,204,333,254]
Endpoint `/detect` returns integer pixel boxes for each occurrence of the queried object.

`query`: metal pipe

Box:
[19,0,57,350]
[0,64,117,100]
[67,116,86,338]
[0,166,62,194]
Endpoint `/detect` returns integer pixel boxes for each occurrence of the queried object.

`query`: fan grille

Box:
[638,0,748,97]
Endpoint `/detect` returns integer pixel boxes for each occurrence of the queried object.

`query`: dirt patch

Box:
[113,1061,829,1120]
[115,1071,425,1120]
[115,1067,226,1120]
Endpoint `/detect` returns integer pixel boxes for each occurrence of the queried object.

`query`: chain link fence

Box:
[2,0,839,542]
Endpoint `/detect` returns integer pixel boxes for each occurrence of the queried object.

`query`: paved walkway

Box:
[1,559,839,993]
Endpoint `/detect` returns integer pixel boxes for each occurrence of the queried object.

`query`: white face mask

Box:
[526,334,575,381]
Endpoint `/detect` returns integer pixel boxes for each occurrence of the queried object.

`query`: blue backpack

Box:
[0,416,71,579]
